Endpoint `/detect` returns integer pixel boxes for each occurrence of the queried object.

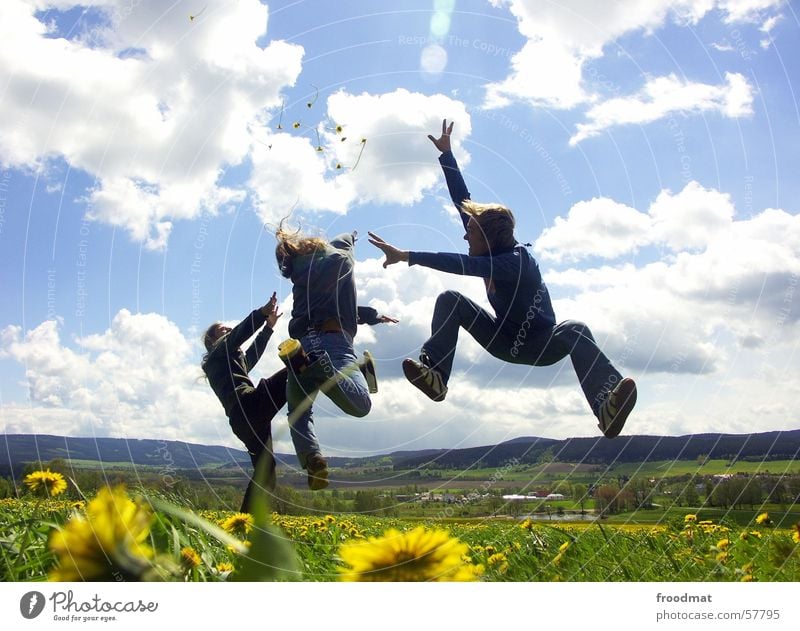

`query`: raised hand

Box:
[367,231,409,268]
[261,292,283,329]
[428,118,454,153]
[377,314,399,324]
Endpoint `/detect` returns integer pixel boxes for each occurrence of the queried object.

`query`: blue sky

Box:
[1,0,799,458]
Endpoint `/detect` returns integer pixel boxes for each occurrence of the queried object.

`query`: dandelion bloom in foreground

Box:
[338,527,482,582]
[221,512,253,538]
[181,547,201,568]
[24,470,68,497]
[48,485,154,581]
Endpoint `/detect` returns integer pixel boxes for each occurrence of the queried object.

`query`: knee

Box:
[436,290,463,307]
[559,319,589,335]
[352,397,372,418]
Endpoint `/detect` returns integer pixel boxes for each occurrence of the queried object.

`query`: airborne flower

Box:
[24,470,67,497]
[338,527,482,582]
[755,512,771,526]
[48,485,154,581]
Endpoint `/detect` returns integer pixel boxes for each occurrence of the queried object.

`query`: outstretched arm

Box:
[429,119,471,233]
[367,232,409,268]
[244,292,282,371]
[357,306,399,325]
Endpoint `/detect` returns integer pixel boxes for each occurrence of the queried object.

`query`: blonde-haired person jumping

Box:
[369,120,636,438]
[276,224,398,489]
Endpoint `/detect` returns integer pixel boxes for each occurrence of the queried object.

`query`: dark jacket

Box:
[287,233,380,339]
[202,309,274,416]
[408,150,556,332]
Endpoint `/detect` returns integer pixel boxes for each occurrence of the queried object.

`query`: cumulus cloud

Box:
[485,0,780,113]
[0,0,303,248]
[247,89,471,226]
[569,72,754,145]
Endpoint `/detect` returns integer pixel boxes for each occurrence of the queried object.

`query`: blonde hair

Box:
[275,219,327,277]
[461,200,517,251]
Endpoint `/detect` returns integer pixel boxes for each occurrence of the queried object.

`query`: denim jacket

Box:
[287,233,380,339]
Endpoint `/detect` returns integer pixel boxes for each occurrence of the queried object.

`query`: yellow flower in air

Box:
[48,485,154,581]
[293,121,301,129]
[181,547,201,568]
[221,513,253,538]
[755,512,770,526]
[24,470,68,497]
[338,527,482,582]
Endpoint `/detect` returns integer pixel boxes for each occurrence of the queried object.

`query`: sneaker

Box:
[402,358,447,402]
[597,377,637,439]
[360,350,378,394]
[278,338,309,373]
[306,454,329,491]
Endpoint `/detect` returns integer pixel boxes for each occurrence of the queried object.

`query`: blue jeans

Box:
[422,290,622,417]
[287,330,371,466]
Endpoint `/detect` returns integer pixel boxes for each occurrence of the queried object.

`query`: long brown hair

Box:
[275,219,327,277]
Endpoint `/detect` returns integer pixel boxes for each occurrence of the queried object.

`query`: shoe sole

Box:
[598,378,637,439]
[363,350,378,394]
[402,359,447,402]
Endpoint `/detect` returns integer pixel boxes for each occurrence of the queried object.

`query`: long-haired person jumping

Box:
[202,293,286,513]
[368,120,636,438]
[276,224,397,489]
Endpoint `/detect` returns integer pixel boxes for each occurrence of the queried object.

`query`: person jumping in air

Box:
[202,293,287,513]
[275,223,398,489]
[368,119,637,439]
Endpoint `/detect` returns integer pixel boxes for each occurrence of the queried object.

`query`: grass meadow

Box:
[2,487,799,583]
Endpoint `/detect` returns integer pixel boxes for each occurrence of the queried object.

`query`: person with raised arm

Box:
[368,120,636,438]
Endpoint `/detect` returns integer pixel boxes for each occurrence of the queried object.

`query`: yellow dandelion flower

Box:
[48,485,153,581]
[716,538,730,550]
[484,545,496,555]
[558,541,571,553]
[338,527,482,582]
[520,519,534,530]
[216,562,233,573]
[684,514,697,523]
[741,574,754,582]
[24,470,68,497]
[699,520,714,525]
[749,531,762,539]
[325,515,336,523]
[716,551,729,562]
[181,547,201,568]
[755,512,770,525]
[793,523,800,544]
[221,513,253,538]
[487,552,507,566]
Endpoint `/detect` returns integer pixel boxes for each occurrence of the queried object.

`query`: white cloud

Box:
[0,0,303,249]
[247,89,472,226]
[569,72,753,145]
[485,0,778,115]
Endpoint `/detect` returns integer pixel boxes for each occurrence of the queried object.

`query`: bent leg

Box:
[301,332,371,418]
[551,320,622,416]
[422,290,503,384]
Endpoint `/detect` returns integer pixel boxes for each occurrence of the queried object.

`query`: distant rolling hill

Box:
[1,429,799,478]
